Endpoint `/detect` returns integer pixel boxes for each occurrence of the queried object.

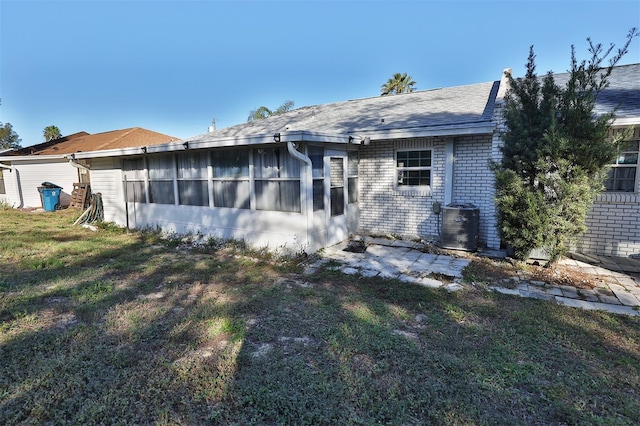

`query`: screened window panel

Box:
[313,180,324,211]
[125,181,146,203]
[148,155,175,179]
[255,180,301,212]
[149,181,175,204]
[0,172,5,194]
[178,181,209,206]
[177,152,208,179]
[254,147,300,179]
[123,158,145,180]
[309,146,324,178]
[212,150,249,178]
[330,187,344,216]
[213,180,250,209]
[348,177,358,204]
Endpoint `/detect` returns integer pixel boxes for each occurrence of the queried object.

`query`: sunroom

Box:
[72,132,361,253]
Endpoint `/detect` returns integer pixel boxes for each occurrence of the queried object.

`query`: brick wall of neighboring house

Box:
[452,134,498,249]
[359,138,445,240]
[574,193,640,257]
[573,126,640,257]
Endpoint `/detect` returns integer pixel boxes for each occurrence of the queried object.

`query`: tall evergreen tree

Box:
[494,28,638,263]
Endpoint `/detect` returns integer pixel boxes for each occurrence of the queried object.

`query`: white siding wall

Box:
[129,204,310,252]
[0,169,16,206]
[13,159,79,208]
[89,158,124,224]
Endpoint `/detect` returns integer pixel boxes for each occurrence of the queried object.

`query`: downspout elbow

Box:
[287,142,312,167]
[67,158,91,171]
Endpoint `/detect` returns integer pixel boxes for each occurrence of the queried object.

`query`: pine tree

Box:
[494,28,638,264]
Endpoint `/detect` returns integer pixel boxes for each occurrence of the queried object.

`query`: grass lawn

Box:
[1,208,639,425]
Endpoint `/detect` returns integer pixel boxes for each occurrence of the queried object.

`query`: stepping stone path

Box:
[304,238,640,317]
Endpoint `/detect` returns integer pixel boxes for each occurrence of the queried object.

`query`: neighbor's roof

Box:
[11,127,178,156]
[184,80,501,143]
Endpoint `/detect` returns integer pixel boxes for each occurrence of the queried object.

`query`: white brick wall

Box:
[358,136,501,249]
[452,135,498,248]
[574,193,640,257]
[359,138,443,239]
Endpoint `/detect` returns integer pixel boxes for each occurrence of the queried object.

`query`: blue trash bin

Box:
[39,187,61,211]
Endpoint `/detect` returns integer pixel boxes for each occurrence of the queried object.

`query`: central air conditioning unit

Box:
[441,203,479,252]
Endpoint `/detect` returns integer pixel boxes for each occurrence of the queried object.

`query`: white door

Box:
[327,154,348,246]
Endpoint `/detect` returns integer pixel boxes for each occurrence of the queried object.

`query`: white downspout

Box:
[287,141,313,252]
[0,163,23,208]
[68,158,91,172]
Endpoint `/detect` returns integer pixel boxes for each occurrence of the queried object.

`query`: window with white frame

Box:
[396,149,432,187]
[177,152,209,206]
[123,158,146,203]
[605,138,639,193]
[254,147,301,212]
[347,150,359,204]
[148,154,175,205]
[0,170,5,194]
[212,149,250,209]
[308,146,324,211]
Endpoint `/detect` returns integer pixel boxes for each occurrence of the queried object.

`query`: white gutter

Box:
[287,141,313,252]
[0,163,23,208]
[70,122,497,161]
[0,154,67,162]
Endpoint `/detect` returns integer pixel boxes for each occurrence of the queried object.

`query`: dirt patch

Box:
[524,262,599,289]
[465,256,601,290]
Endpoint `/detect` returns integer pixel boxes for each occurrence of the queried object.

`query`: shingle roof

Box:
[186,80,500,142]
[593,63,639,119]
[536,63,640,120]
[13,127,178,156]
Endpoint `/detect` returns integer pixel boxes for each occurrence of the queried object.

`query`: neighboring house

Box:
[569,64,640,257]
[0,128,178,209]
[67,64,640,257]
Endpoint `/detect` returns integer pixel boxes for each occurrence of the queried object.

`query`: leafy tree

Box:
[0,122,22,150]
[248,100,295,122]
[494,28,638,264]
[380,72,417,96]
[43,125,62,141]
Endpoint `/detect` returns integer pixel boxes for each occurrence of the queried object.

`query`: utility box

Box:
[441,203,479,251]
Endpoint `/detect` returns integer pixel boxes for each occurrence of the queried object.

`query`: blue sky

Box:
[1,0,639,147]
